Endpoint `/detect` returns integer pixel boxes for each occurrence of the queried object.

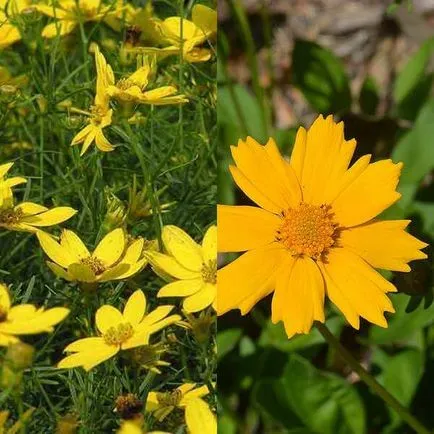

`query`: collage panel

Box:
[0,0,216,433]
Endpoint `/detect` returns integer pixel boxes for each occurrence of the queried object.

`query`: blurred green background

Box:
[217,0,434,433]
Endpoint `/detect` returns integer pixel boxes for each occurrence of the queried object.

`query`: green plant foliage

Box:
[292,39,352,114]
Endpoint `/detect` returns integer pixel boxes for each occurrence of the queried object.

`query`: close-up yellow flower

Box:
[106,55,188,105]
[146,383,210,422]
[0,283,69,346]
[185,398,217,434]
[70,45,114,155]
[57,289,181,371]
[218,115,428,337]
[37,228,148,286]
[146,225,216,313]
[0,168,77,233]
[37,0,123,39]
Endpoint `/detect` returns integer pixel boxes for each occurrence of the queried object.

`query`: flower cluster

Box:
[0,1,217,432]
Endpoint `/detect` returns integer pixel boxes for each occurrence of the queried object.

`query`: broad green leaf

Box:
[392,100,434,186]
[393,37,434,120]
[217,328,242,360]
[259,316,344,352]
[253,379,307,431]
[373,348,424,432]
[369,294,434,345]
[254,355,365,434]
[218,84,267,144]
[292,40,351,114]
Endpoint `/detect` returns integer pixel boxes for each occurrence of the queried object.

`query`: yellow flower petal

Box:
[0,162,14,178]
[162,225,203,271]
[185,398,217,434]
[271,255,324,338]
[320,248,396,329]
[37,231,77,268]
[58,344,119,371]
[64,337,106,352]
[42,20,77,39]
[123,239,145,263]
[183,283,216,313]
[15,202,48,215]
[217,244,285,315]
[217,205,279,252]
[340,220,427,272]
[138,306,174,329]
[192,4,217,36]
[71,124,93,145]
[181,385,210,405]
[231,137,301,212]
[4,176,27,188]
[157,278,203,298]
[1,307,69,334]
[332,160,402,227]
[0,333,20,346]
[20,207,77,227]
[93,228,125,266]
[60,230,90,259]
[95,305,123,334]
[289,115,356,204]
[95,129,115,153]
[68,263,96,282]
[202,225,216,262]
[0,283,11,312]
[123,290,146,326]
[47,261,73,281]
[146,251,199,280]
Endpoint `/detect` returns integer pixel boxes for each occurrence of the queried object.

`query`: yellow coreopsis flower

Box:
[146,383,209,422]
[106,56,188,106]
[131,5,216,63]
[0,164,77,233]
[0,283,69,346]
[146,225,216,313]
[70,45,114,155]
[37,0,123,39]
[37,228,148,287]
[0,0,32,50]
[185,398,217,434]
[218,115,428,337]
[57,289,181,371]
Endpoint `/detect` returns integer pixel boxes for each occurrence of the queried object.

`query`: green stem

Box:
[226,0,271,137]
[315,322,431,434]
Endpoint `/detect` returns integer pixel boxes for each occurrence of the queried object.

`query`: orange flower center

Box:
[0,208,23,225]
[201,260,217,284]
[80,256,106,275]
[103,322,134,346]
[156,389,183,407]
[276,203,338,259]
